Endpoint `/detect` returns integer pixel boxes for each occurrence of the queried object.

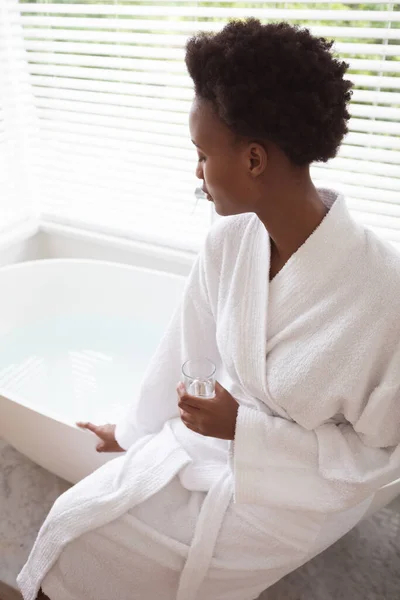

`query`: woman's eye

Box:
[198,155,206,163]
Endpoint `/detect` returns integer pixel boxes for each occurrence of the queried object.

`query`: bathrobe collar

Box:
[229,188,365,413]
[268,189,364,294]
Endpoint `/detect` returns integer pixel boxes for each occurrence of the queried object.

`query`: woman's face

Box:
[189,97,263,216]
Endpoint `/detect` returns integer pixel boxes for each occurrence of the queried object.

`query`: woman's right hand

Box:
[76,422,125,453]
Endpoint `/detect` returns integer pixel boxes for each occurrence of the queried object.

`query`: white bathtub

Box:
[0,259,185,483]
[0,259,398,517]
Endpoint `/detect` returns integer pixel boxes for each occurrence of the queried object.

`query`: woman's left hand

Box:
[177,381,239,440]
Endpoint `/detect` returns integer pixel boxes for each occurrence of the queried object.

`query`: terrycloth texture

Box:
[18,189,400,600]
[40,472,317,600]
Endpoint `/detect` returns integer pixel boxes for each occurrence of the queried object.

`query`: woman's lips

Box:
[197,187,213,202]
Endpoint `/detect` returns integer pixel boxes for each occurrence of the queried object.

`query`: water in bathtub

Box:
[0,314,162,424]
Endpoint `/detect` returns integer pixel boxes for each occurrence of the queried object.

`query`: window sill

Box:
[0,218,196,276]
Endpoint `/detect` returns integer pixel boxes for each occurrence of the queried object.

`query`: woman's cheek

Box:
[203,163,214,193]
[206,161,223,193]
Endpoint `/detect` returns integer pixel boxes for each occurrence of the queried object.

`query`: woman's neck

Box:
[256,171,328,262]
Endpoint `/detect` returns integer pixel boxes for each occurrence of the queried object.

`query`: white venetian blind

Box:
[9,1,400,250]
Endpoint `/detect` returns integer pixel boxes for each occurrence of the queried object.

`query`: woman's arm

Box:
[114,245,220,451]
[233,348,400,512]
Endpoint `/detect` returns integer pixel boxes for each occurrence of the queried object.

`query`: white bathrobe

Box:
[18,189,400,600]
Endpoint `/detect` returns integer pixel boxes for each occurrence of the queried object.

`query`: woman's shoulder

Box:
[364,229,400,294]
[204,212,256,255]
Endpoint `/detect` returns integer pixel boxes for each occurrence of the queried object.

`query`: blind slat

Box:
[350,118,400,136]
[28,63,189,87]
[32,75,195,100]
[36,107,189,135]
[39,118,192,148]
[313,167,400,193]
[19,18,400,40]
[25,40,185,60]
[16,0,399,5]
[18,4,400,21]
[34,88,190,113]
[38,139,194,164]
[27,52,186,73]
[348,198,400,220]
[33,162,195,193]
[339,145,400,166]
[311,180,400,204]
[350,104,400,122]
[38,131,193,161]
[345,132,400,151]
[318,158,400,179]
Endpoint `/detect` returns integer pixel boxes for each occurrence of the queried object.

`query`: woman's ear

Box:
[248,143,267,177]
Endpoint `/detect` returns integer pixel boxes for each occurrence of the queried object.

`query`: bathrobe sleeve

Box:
[233,344,400,512]
[115,238,220,451]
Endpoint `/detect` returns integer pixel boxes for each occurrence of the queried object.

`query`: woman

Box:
[19,19,400,600]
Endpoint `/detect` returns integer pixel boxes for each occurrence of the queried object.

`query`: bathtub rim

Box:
[0,388,103,432]
[0,256,187,283]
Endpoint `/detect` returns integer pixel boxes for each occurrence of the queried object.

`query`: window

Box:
[2,0,400,250]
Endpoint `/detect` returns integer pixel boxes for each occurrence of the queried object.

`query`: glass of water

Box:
[182,358,216,398]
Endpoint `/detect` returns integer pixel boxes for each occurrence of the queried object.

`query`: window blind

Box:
[8,1,400,250]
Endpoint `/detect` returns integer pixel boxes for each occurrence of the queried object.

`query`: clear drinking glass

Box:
[182,358,216,398]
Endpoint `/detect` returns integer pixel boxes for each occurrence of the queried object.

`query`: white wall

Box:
[0,222,42,267]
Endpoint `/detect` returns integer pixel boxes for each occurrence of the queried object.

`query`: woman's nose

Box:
[195,162,203,180]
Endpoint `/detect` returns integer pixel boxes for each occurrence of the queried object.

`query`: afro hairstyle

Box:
[185,19,353,165]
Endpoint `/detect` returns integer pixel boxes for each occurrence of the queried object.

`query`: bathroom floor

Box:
[260,494,400,600]
[0,580,21,600]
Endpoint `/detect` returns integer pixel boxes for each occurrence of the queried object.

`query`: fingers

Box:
[76,421,99,433]
[96,442,106,453]
[179,407,195,424]
[177,382,186,395]
[214,381,224,394]
[179,408,198,434]
[177,385,203,409]
[177,381,221,408]
[178,398,200,412]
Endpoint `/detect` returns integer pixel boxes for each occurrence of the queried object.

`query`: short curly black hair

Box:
[185,19,353,166]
